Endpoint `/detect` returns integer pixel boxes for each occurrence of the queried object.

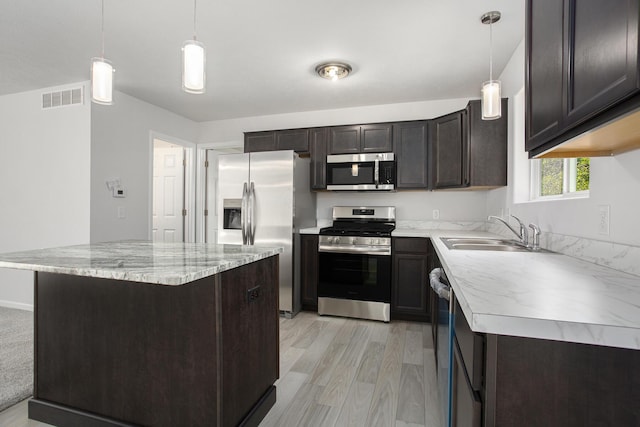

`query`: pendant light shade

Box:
[481,80,501,120]
[91,0,114,105]
[182,39,206,94]
[481,11,501,120]
[91,57,114,105]
[182,0,205,94]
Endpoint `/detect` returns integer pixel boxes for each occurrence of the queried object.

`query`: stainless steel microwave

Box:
[326,152,395,191]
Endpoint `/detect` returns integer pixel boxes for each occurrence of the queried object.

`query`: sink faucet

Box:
[488,215,529,247]
[528,223,541,251]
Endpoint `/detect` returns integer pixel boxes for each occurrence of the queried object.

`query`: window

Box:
[530,157,590,200]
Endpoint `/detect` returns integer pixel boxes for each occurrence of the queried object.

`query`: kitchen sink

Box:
[440,237,535,252]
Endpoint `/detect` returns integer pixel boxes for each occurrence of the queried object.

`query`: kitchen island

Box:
[0,241,283,427]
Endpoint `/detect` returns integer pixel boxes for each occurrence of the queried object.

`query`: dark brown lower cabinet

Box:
[30,256,279,427]
[452,339,482,427]
[300,234,319,310]
[391,237,432,321]
[453,295,640,427]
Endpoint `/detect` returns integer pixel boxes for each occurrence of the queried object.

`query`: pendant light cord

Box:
[193,0,197,41]
[489,19,493,81]
[101,0,105,58]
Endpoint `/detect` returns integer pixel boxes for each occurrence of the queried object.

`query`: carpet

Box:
[0,306,33,413]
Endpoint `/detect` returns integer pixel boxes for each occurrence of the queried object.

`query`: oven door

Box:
[317,249,391,303]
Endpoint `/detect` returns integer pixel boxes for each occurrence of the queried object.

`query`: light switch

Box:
[117,206,126,219]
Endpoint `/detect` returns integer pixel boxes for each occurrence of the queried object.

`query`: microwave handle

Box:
[374,156,380,189]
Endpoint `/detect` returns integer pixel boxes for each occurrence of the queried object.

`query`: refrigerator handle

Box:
[248,182,256,245]
[241,182,248,244]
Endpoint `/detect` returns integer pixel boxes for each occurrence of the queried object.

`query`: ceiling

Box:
[0,0,525,123]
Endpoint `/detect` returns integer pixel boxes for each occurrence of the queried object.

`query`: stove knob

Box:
[351,237,357,245]
[331,237,337,244]
[373,239,379,245]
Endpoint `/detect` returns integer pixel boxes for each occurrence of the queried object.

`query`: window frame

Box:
[530,157,590,201]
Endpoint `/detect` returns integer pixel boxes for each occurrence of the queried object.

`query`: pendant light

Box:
[481,11,501,120]
[182,0,206,94]
[91,0,114,105]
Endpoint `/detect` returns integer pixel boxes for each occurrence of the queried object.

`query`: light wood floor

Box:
[0,312,442,427]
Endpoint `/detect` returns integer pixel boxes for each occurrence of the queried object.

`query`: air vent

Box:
[42,87,83,109]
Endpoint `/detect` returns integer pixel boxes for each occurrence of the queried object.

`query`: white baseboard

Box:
[0,300,33,311]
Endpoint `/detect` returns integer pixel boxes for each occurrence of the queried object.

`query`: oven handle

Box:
[318,245,391,256]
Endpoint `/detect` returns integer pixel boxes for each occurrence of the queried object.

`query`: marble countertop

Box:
[416,229,640,350]
[0,241,283,286]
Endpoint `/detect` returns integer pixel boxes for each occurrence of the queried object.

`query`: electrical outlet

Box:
[598,205,610,235]
[432,209,440,220]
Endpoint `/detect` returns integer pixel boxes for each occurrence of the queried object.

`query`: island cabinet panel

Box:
[33,273,219,427]
[219,255,279,427]
[30,255,280,427]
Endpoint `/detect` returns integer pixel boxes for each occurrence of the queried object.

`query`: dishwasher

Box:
[430,267,453,427]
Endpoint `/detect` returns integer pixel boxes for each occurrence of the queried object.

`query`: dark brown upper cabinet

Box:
[309,128,328,190]
[430,110,467,189]
[466,100,508,188]
[393,121,429,189]
[526,0,640,158]
[244,129,309,153]
[244,131,277,153]
[430,100,507,190]
[328,124,393,154]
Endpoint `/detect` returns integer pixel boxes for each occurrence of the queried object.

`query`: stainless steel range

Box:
[317,206,395,322]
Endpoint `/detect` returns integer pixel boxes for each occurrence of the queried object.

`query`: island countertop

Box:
[0,241,283,286]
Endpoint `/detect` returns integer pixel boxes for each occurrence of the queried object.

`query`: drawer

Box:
[393,237,430,253]
[454,299,484,391]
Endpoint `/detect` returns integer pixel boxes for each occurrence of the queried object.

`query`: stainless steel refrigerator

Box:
[216,150,316,316]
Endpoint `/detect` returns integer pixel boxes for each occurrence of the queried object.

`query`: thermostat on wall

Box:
[113,185,126,198]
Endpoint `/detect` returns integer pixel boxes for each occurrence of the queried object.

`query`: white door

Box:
[153,141,185,242]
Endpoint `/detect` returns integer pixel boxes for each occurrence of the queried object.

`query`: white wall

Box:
[0,83,91,308]
[199,97,490,222]
[487,40,640,246]
[316,191,488,222]
[90,91,199,243]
